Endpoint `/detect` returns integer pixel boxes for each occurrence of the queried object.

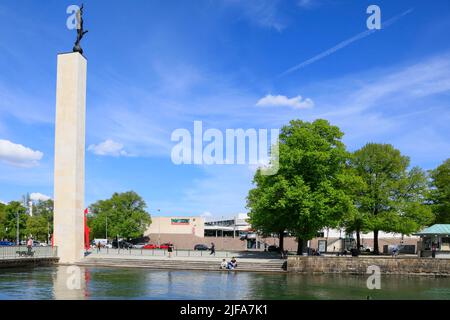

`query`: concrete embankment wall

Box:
[0,258,59,269]
[287,256,450,276]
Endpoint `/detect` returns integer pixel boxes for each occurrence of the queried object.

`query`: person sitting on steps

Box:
[220,259,227,270]
[227,257,237,270]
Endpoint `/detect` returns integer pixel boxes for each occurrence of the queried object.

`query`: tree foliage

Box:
[3,201,28,241]
[248,119,355,254]
[351,143,434,253]
[430,158,450,224]
[88,191,151,240]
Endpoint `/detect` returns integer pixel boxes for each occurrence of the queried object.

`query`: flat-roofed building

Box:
[204,213,251,238]
[146,216,205,239]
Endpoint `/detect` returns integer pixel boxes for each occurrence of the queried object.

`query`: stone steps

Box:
[78,258,287,273]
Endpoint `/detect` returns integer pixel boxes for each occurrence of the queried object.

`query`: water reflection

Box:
[0,266,449,300]
[53,266,87,300]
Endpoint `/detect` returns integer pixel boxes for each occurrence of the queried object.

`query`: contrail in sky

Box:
[278,8,414,78]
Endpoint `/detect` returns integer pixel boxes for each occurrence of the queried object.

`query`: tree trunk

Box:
[356,229,361,253]
[373,229,379,255]
[296,238,307,255]
[278,231,284,252]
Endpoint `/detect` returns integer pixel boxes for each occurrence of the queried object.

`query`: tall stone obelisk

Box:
[53,52,87,264]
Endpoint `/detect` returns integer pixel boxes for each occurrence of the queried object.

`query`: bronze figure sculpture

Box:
[73,4,88,55]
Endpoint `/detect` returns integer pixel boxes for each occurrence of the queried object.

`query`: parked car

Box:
[194,244,209,251]
[111,240,133,249]
[359,245,373,253]
[159,243,173,249]
[133,243,147,249]
[93,238,108,246]
[32,240,42,247]
[267,245,280,252]
[143,243,159,249]
[0,241,14,246]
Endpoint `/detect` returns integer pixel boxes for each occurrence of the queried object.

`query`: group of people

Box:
[220,257,238,270]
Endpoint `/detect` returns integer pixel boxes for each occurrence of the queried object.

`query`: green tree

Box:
[0,202,7,239]
[248,119,354,254]
[88,191,151,240]
[32,199,54,241]
[430,158,450,224]
[4,201,29,243]
[351,143,433,254]
[248,173,292,251]
[339,165,369,252]
[27,214,49,241]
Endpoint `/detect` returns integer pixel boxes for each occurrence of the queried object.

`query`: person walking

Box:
[210,242,215,255]
[168,244,173,258]
[27,237,33,256]
[391,245,399,257]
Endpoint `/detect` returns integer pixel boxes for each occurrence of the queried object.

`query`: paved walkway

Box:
[85,250,282,263]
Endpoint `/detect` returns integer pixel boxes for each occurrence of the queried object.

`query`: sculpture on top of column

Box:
[73,4,88,55]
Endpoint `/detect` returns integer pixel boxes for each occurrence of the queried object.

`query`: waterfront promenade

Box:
[77,249,287,272]
[0,246,59,268]
[77,249,450,276]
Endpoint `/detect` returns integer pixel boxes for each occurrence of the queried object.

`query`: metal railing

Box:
[0,245,58,259]
[89,247,280,259]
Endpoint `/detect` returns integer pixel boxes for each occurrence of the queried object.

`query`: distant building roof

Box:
[414,224,450,236]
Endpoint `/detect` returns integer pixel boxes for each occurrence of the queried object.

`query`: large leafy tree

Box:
[248,119,354,254]
[27,199,54,242]
[339,165,369,252]
[88,191,151,240]
[27,215,50,241]
[0,202,7,239]
[430,158,450,224]
[248,173,292,251]
[3,201,28,242]
[351,143,433,254]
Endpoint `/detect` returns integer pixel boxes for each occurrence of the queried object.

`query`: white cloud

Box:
[30,192,51,201]
[88,139,129,157]
[0,139,43,167]
[256,94,314,109]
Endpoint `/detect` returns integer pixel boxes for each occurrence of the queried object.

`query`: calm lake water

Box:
[0,266,449,300]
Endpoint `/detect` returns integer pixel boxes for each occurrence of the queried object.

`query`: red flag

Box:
[84,208,90,250]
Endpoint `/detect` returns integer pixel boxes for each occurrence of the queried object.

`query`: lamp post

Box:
[221,216,224,250]
[157,209,161,246]
[16,212,19,245]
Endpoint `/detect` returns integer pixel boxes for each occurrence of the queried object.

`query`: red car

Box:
[142,243,173,249]
[143,244,158,249]
[159,243,173,249]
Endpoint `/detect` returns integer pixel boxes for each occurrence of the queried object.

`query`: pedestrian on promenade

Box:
[391,245,399,257]
[97,241,101,253]
[431,242,437,258]
[27,237,33,256]
[210,242,215,255]
[168,244,173,258]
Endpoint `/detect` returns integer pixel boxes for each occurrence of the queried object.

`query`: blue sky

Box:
[0,0,449,219]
